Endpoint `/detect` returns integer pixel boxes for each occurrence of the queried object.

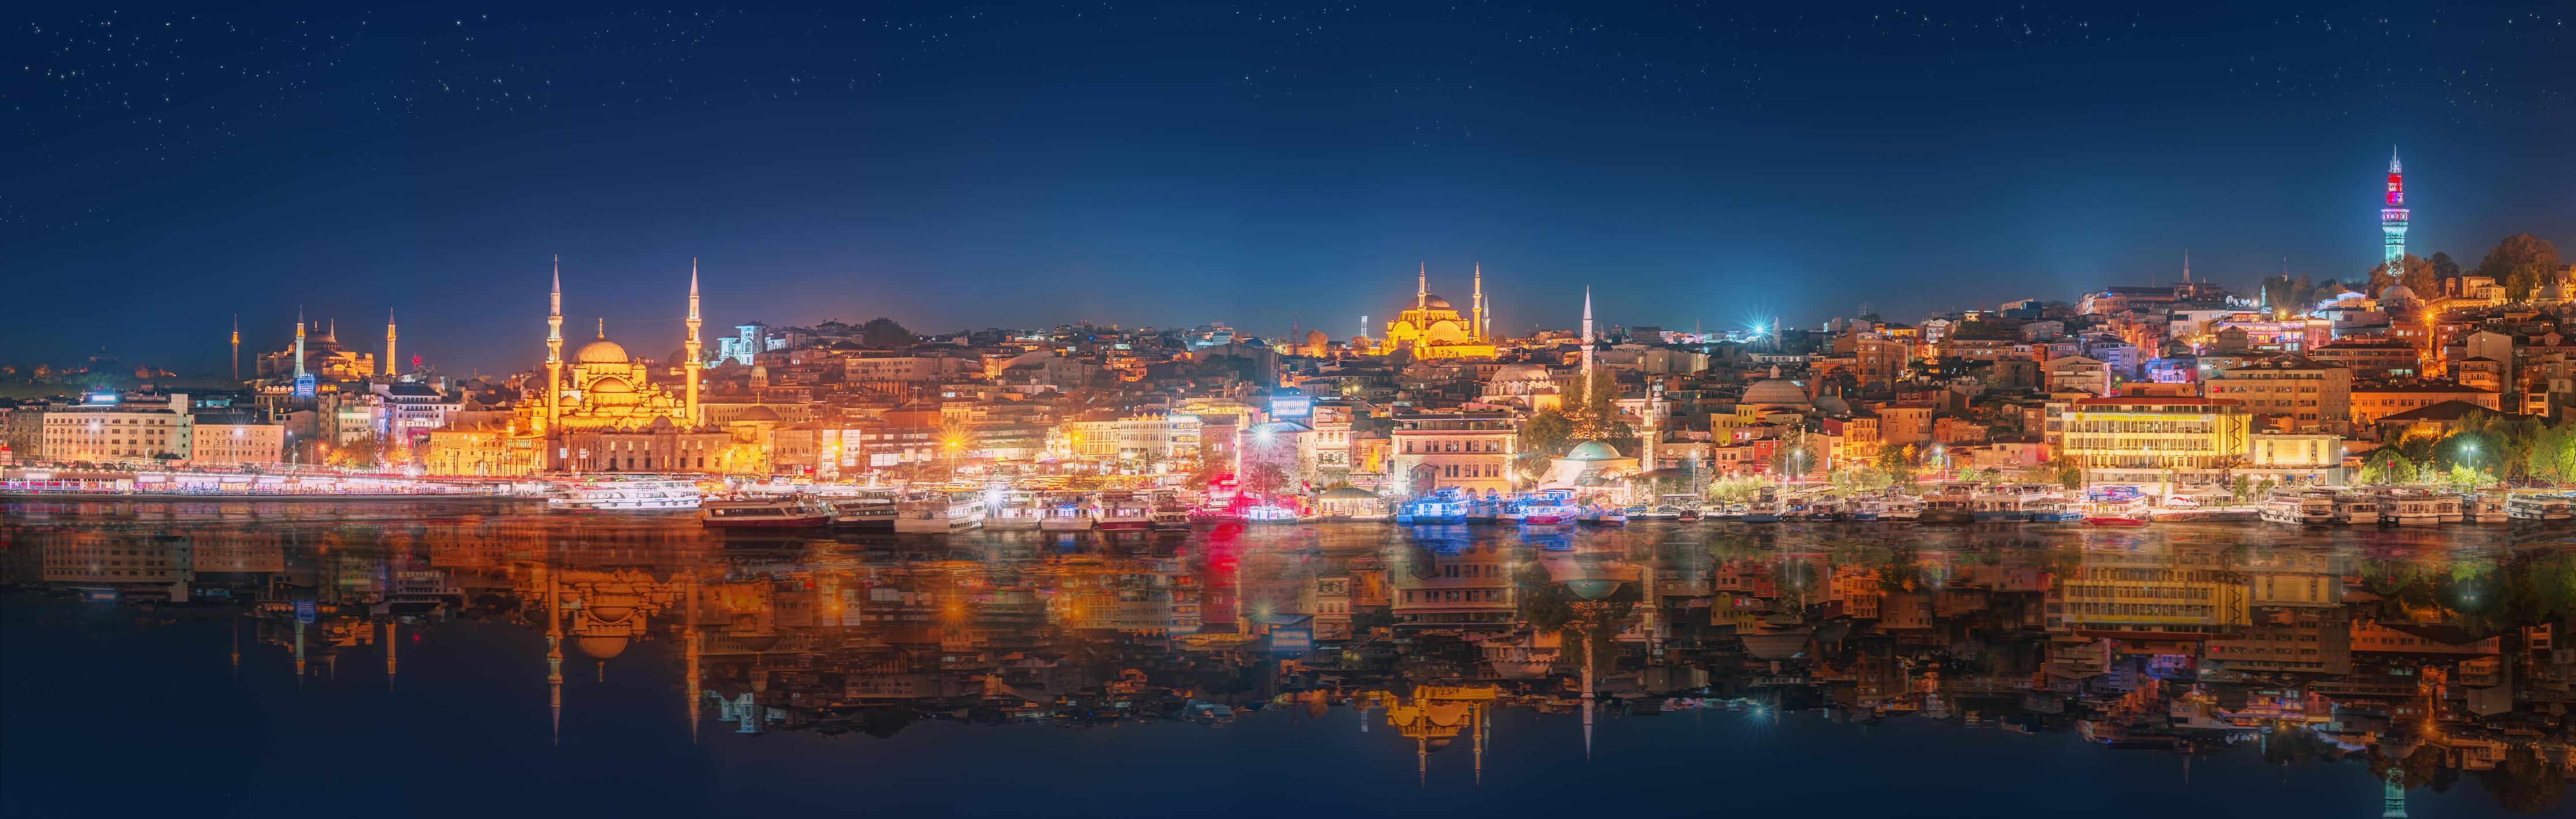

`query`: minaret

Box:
[383,620,398,691]
[1416,262,1427,312]
[384,310,398,379]
[293,308,307,380]
[543,566,563,746]
[684,259,703,426]
[1472,263,1486,342]
[2382,148,2409,277]
[229,316,240,382]
[1580,287,1596,396]
[545,256,565,442]
[2381,764,2408,817]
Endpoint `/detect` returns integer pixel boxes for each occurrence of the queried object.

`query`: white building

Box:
[40,394,192,463]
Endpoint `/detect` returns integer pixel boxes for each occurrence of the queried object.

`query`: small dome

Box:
[1742,377,1811,408]
[2379,283,2418,303]
[1488,362,1551,382]
[589,377,634,395]
[732,405,782,423]
[573,635,631,659]
[575,339,630,364]
[1564,441,1622,461]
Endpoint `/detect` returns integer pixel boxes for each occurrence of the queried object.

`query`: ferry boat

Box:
[2464,493,2508,524]
[987,491,1044,530]
[1149,492,1194,529]
[1969,492,2031,523]
[547,477,703,511]
[1040,494,1098,532]
[2433,493,2467,524]
[1244,503,1305,524]
[1395,490,1469,524]
[895,492,987,533]
[2376,490,2443,526]
[1920,491,1973,524]
[1579,505,1627,526]
[1518,499,1575,526]
[2505,493,2572,521]
[2026,500,2083,523]
[824,491,899,529]
[2259,490,2336,525]
[2330,492,2379,525]
[1097,494,1154,530]
[1863,496,1921,522]
[700,496,830,529]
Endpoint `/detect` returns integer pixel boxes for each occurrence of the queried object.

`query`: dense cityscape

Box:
[7,3,2573,817]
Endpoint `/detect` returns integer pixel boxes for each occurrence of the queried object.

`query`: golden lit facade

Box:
[1381,263,1498,359]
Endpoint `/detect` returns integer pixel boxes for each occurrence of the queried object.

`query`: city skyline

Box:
[7,2,2572,374]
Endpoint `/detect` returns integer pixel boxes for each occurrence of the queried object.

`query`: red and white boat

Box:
[701,496,830,529]
[1519,502,1574,526]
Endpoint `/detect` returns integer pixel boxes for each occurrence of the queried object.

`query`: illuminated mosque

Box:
[1379,264,1499,359]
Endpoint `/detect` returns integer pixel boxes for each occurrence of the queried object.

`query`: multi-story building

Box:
[1389,543,1515,631]
[1388,410,1517,495]
[2201,355,2351,434]
[40,395,194,463]
[2045,547,2250,642]
[2348,384,2500,429]
[2310,339,2421,379]
[188,412,284,467]
[2056,396,2252,487]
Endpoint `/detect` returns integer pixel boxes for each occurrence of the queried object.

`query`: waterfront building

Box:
[2348,384,2500,430]
[2201,355,2351,434]
[1389,543,1516,631]
[39,394,192,463]
[1388,410,1517,495]
[187,411,284,467]
[2056,396,2252,487]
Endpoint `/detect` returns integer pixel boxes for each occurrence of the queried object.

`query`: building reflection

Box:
[5,502,2572,809]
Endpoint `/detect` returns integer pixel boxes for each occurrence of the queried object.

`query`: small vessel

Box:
[1869,496,1922,522]
[1579,505,1627,526]
[2505,493,2569,521]
[1969,491,2031,523]
[895,491,988,533]
[2375,490,2441,526]
[986,490,1045,530]
[1244,503,1304,524]
[2025,499,2083,523]
[1920,490,1973,524]
[547,476,703,511]
[1149,492,1194,529]
[824,490,899,529]
[701,496,830,529]
[1396,490,1469,524]
[2464,492,2507,524]
[1097,494,1155,530]
[1519,501,1574,526]
[2259,490,2336,525]
[2331,492,2380,525]
[1039,494,1098,532]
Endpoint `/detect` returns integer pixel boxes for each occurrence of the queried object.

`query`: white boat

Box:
[1039,494,1097,532]
[701,496,830,529]
[1097,494,1154,530]
[987,491,1044,530]
[896,492,987,533]
[2464,493,2508,524]
[547,476,703,511]
[1149,492,1192,530]
[2259,490,2335,525]
[2505,493,2571,521]
[1869,497,1922,522]
[1244,503,1304,524]
[824,491,899,529]
[2331,492,2379,525]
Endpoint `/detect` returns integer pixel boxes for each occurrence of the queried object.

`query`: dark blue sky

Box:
[7,2,2571,374]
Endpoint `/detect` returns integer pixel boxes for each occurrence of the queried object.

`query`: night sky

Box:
[7,2,2571,375]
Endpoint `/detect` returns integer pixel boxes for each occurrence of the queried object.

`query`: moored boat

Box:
[702,496,830,529]
[824,490,898,529]
[547,476,703,511]
[895,491,987,533]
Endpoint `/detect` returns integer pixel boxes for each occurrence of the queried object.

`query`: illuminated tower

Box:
[384,310,397,379]
[2381,148,2408,275]
[293,308,307,379]
[1472,263,1486,342]
[684,259,703,426]
[544,256,565,440]
[1580,287,1594,390]
[230,316,240,382]
[2381,764,2408,817]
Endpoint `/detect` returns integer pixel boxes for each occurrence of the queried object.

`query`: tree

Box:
[2361,448,2415,486]
[2479,233,2564,302]
[1518,407,1575,458]
[1768,427,1823,478]
[858,317,914,349]
[2229,474,2252,503]
[2051,457,2084,490]
[2429,251,2463,283]
[1875,443,1920,489]
[2476,745,2566,814]
[2368,253,2440,300]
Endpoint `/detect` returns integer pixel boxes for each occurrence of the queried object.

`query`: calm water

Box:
[4,499,2570,817]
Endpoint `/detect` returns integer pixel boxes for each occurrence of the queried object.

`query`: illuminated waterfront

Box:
[3,500,2568,816]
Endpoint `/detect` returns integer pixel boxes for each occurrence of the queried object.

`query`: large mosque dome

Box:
[1742,371,1812,408]
[2378,283,2418,304]
[575,338,631,364]
[1564,440,1623,461]
[1419,294,1453,310]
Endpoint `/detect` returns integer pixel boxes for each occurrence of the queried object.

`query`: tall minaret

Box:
[293,308,307,380]
[1580,287,1595,390]
[2382,147,2409,276]
[543,566,563,746]
[545,256,565,440]
[1472,263,1486,342]
[1416,262,1428,312]
[230,316,240,382]
[384,310,398,378]
[684,258,703,426]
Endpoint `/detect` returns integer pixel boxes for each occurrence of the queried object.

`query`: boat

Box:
[2026,499,2083,523]
[2082,511,2148,526]
[1969,491,2031,523]
[823,491,899,529]
[2259,490,2336,525]
[1039,494,1098,532]
[1396,490,1469,524]
[1149,492,1194,529]
[1244,503,1304,524]
[2375,490,2442,526]
[895,492,987,533]
[2505,493,2570,521]
[1741,510,1782,524]
[1519,500,1575,526]
[2464,492,2508,524]
[1634,505,1680,521]
[1579,506,1627,526]
[1097,494,1154,530]
[1866,496,1922,522]
[987,490,1045,530]
[546,476,703,511]
[2331,491,2379,525]
[1920,490,1973,524]
[701,496,830,529]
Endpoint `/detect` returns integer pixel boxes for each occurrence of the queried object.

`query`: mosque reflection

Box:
[6,500,2572,812]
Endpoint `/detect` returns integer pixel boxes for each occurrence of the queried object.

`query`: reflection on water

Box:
[4,499,2571,816]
